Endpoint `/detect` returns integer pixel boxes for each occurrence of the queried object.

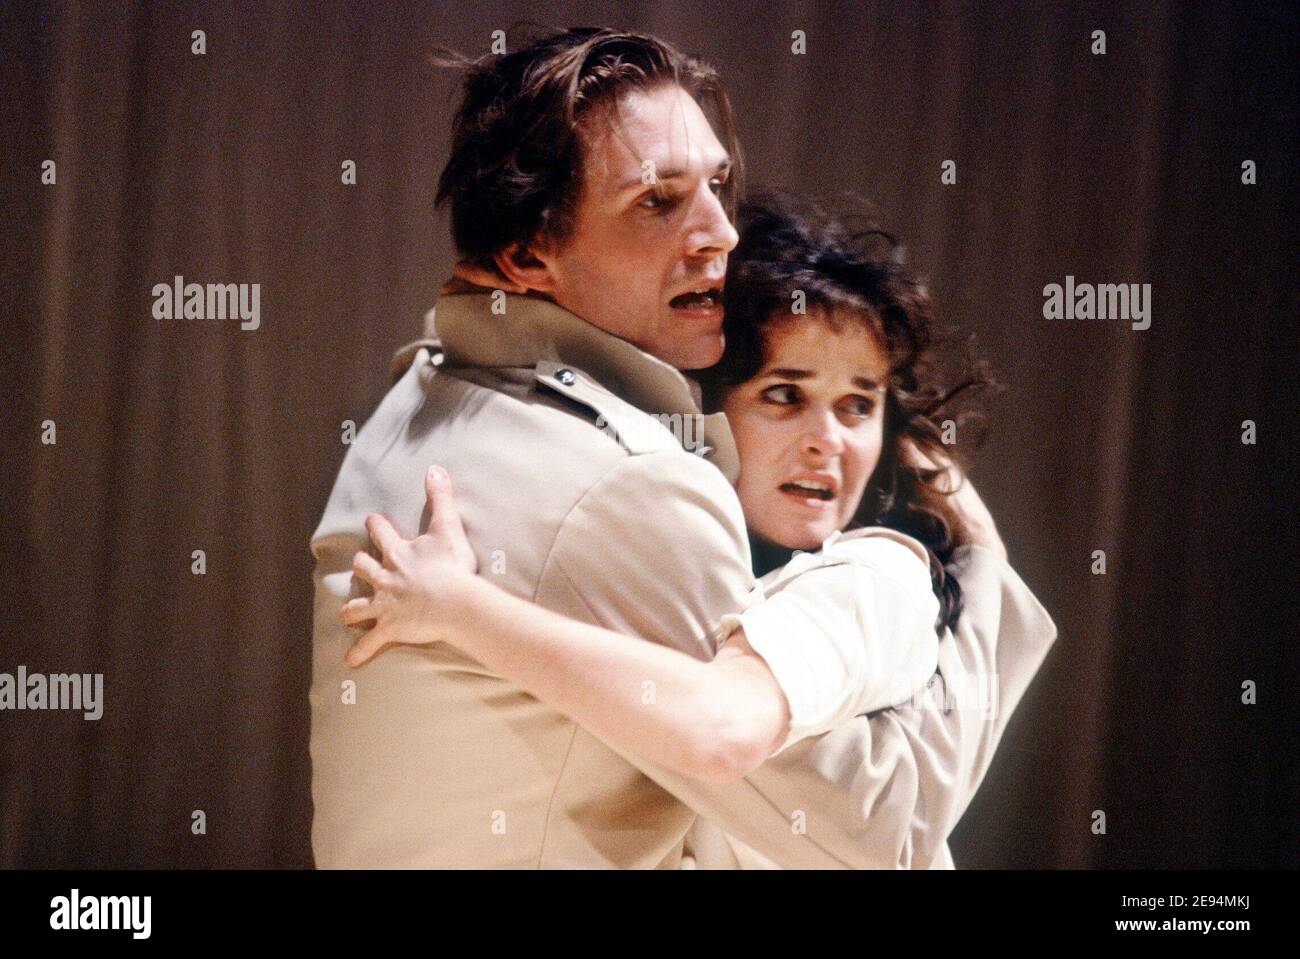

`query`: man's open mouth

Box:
[779,479,836,501]
[669,287,722,309]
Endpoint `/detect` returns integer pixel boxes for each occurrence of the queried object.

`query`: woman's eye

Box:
[842,395,877,417]
[709,175,726,195]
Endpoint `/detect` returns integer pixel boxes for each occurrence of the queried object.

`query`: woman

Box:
[341,192,1004,783]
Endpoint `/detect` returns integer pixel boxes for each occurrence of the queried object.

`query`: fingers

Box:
[340,596,376,627]
[344,627,391,669]
[351,549,385,587]
[901,439,961,493]
[365,513,404,564]
[424,465,464,538]
[341,577,386,667]
[901,442,945,484]
[901,436,946,472]
[898,436,926,467]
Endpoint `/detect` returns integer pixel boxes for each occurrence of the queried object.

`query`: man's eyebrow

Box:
[616,156,732,193]
[762,368,885,392]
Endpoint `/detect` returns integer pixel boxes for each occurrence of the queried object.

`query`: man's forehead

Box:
[580,85,729,186]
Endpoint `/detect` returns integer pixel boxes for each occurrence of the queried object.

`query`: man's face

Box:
[533,84,739,370]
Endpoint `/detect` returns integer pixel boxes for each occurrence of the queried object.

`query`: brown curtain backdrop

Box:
[2,0,1294,868]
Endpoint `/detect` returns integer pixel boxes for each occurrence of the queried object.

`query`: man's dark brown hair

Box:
[434,26,742,269]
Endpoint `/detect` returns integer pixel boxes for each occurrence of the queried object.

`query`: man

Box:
[309,27,1056,868]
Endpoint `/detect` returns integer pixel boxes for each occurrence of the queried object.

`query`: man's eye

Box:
[761,384,800,405]
[638,190,677,211]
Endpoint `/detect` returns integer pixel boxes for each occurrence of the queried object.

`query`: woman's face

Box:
[721,310,890,550]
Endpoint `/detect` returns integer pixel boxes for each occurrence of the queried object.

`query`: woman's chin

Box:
[757,517,838,552]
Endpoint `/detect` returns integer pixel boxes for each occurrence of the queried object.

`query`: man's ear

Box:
[493,241,557,295]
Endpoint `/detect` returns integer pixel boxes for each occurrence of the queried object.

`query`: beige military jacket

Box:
[309,292,1057,869]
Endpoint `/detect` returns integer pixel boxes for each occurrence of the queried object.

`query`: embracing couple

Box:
[308,26,1057,869]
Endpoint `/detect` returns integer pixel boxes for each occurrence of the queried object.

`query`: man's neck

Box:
[434,291,693,411]
[430,290,740,484]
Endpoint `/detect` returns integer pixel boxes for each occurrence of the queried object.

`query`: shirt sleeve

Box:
[717,534,941,754]
[537,450,1058,869]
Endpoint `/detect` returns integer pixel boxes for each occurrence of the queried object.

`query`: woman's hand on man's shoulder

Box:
[900,440,1007,562]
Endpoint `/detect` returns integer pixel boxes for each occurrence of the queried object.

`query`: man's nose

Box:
[684,185,739,257]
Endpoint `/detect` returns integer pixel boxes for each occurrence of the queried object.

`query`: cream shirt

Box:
[723,528,941,754]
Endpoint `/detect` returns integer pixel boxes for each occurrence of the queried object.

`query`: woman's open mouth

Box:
[778,478,836,509]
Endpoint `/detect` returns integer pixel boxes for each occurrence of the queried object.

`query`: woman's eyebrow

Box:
[764,368,884,392]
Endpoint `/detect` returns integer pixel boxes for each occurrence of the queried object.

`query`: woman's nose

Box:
[800,409,845,458]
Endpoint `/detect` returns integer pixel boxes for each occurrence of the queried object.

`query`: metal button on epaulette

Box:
[555,369,576,386]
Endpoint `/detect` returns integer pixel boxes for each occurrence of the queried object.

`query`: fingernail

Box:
[428,465,447,482]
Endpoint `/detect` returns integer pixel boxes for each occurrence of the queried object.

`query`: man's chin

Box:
[664,332,726,372]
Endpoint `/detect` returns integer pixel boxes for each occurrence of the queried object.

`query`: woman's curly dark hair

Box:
[696,191,994,631]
